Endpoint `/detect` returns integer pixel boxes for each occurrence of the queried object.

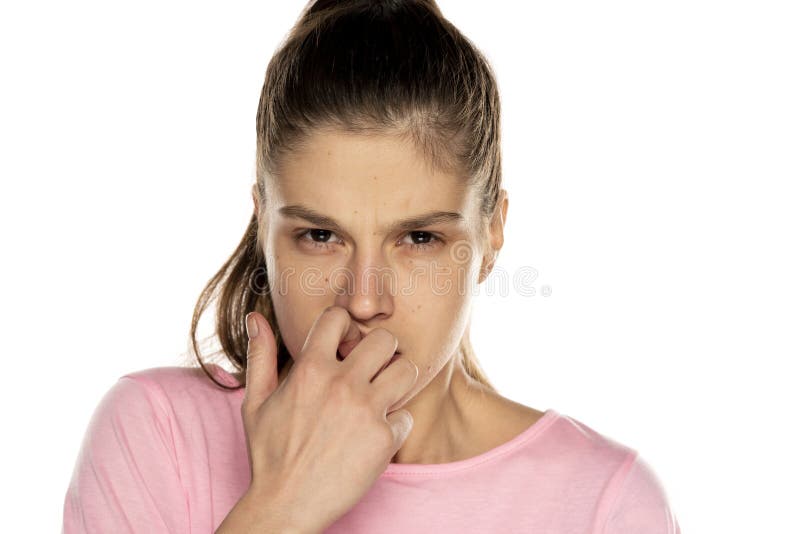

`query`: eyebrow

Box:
[278,204,465,236]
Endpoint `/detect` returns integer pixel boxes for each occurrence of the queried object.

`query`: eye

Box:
[295,229,343,250]
[294,229,443,252]
[400,231,443,252]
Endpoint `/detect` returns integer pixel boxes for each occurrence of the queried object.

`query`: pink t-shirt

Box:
[62,364,681,533]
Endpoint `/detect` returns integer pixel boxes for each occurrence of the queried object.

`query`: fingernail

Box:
[246,312,259,339]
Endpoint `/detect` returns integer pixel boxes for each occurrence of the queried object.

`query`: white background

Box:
[1,0,798,532]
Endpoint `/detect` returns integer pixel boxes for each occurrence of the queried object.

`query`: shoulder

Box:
[522,407,636,470]
[548,408,674,468]
[483,397,637,478]
[93,364,244,432]
[63,366,235,532]
[543,411,681,533]
[123,362,243,400]
[121,363,242,393]
[82,364,246,457]
[83,366,225,433]
[599,452,682,533]
[497,401,655,487]
[475,397,682,532]
[482,393,634,467]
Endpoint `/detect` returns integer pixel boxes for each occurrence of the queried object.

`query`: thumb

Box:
[242,311,279,417]
[385,409,414,452]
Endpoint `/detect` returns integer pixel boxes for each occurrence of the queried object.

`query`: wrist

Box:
[240,484,317,534]
[216,486,308,534]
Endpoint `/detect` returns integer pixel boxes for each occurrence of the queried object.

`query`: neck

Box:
[390,349,493,465]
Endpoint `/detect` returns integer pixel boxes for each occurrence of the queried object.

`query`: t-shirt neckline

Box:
[380,408,559,477]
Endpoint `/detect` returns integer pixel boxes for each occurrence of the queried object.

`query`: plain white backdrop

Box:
[1,0,798,532]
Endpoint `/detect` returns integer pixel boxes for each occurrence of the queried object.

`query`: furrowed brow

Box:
[278,204,464,236]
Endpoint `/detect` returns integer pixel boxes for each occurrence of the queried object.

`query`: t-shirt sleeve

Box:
[62,376,190,534]
[603,452,682,534]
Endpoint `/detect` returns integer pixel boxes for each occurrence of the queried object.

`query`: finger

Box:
[371,356,419,412]
[242,311,279,418]
[300,306,361,363]
[346,328,398,381]
[385,409,414,451]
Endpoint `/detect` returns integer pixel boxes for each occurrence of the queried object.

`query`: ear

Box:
[478,188,508,283]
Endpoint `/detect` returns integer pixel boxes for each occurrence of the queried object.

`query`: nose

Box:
[332,254,395,323]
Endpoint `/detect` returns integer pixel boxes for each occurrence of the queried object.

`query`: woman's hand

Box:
[239,306,418,533]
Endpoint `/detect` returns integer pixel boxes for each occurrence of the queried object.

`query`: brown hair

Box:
[188,0,504,391]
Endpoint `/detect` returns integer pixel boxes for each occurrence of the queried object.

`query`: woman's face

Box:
[256,128,496,388]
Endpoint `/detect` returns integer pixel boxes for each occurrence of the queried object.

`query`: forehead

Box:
[271,129,473,216]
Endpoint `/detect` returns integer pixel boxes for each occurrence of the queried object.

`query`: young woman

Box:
[63,1,681,533]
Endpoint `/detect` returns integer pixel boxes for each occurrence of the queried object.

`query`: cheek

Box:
[266,261,331,360]
[403,281,472,348]
[269,299,323,361]
[401,254,480,302]
[266,242,333,298]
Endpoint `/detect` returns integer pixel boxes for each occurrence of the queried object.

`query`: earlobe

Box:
[479,251,498,283]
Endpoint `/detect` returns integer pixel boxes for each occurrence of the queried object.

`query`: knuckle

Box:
[326,385,349,409]
[246,352,261,368]
[328,377,355,402]
[294,357,324,384]
[330,378,373,412]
